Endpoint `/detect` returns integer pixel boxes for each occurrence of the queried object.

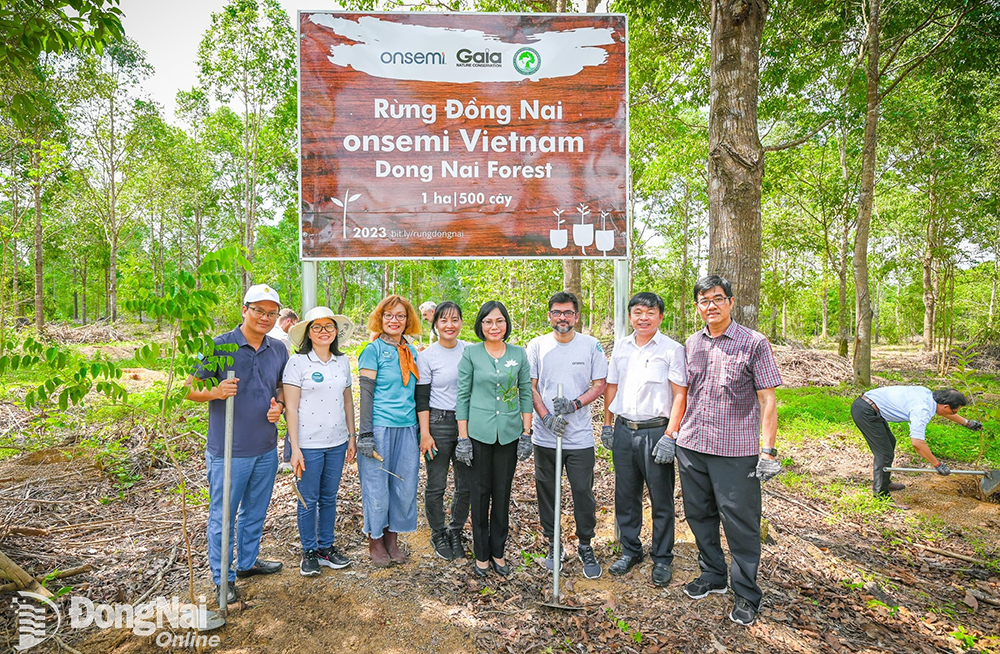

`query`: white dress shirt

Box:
[607,331,687,421]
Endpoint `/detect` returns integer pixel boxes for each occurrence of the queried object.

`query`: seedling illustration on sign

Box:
[299,12,628,259]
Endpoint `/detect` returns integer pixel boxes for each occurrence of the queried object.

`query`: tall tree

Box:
[196,0,295,295]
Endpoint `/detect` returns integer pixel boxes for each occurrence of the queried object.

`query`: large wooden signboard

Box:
[299,12,628,260]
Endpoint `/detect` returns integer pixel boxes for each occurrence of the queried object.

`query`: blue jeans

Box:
[357,425,419,536]
[296,443,348,551]
[206,448,278,585]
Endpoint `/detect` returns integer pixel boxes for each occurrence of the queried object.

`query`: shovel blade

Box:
[980,470,1000,497]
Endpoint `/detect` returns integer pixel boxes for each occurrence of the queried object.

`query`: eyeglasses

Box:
[310,324,337,333]
[482,318,507,328]
[696,296,731,309]
[382,312,407,323]
[246,306,280,319]
[548,310,577,318]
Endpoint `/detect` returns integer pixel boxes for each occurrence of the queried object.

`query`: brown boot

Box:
[368,536,391,568]
[383,528,407,563]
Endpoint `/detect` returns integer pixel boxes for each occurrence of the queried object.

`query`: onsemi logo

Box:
[12,591,61,651]
[456,48,502,68]
[379,51,446,65]
[513,47,541,75]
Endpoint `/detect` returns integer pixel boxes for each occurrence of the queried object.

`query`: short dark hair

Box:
[693,275,733,302]
[627,292,664,314]
[296,318,344,357]
[932,389,968,410]
[473,301,512,342]
[431,301,463,337]
[548,292,579,313]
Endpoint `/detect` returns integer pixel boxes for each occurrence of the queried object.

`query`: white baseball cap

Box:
[243,284,282,306]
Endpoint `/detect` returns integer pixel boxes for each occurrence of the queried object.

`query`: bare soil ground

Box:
[2,346,999,653]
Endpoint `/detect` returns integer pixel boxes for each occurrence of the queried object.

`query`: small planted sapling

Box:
[331,189,362,239]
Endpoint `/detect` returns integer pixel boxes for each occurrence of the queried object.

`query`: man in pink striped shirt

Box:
[675,275,783,627]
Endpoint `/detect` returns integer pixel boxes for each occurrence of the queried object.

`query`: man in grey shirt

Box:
[527,292,608,579]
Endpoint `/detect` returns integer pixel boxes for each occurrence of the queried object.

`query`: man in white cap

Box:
[186,284,289,606]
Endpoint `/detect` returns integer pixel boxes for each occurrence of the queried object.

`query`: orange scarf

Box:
[383,335,419,386]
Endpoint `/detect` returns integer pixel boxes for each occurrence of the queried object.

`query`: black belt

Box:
[861,396,880,414]
[617,416,669,431]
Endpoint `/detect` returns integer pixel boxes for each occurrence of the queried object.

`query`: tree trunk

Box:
[707,0,767,330]
[989,251,998,329]
[680,182,690,334]
[81,256,88,325]
[853,0,880,386]
[921,178,937,351]
[33,175,43,331]
[338,262,348,313]
[563,259,583,332]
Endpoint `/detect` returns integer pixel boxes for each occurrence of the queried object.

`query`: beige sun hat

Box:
[289,306,357,350]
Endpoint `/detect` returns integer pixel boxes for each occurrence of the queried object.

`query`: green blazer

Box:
[456,342,532,445]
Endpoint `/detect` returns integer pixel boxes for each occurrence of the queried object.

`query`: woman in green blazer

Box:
[455,300,533,577]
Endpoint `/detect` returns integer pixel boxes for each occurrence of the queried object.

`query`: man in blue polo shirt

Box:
[851,386,982,498]
[187,284,289,605]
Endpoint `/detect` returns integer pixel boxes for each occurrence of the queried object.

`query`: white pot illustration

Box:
[550,208,567,249]
[595,210,616,254]
[573,203,593,254]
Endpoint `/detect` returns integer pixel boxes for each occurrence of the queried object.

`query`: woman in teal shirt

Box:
[357,295,421,567]
[455,301,533,577]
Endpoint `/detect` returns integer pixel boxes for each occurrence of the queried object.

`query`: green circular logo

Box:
[513,48,541,75]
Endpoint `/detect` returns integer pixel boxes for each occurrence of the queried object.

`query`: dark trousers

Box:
[677,446,762,607]
[469,439,519,562]
[612,419,675,564]
[851,397,896,497]
[534,445,596,546]
[424,409,471,534]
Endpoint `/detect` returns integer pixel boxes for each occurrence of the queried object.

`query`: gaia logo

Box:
[513,48,541,75]
[312,371,324,383]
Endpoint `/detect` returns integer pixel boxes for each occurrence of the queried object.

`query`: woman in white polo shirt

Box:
[284,307,357,577]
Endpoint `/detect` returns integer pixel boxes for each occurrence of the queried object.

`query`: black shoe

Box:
[608,553,643,576]
[651,562,673,587]
[729,596,758,626]
[300,550,321,577]
[543,545,564,572]
[683,577,727,599]
[431,531,455,560]
[447,529,465,559]
[490,559,511,577]
[887,481,906,492]
[473,561,490,578]
[578,545,602,579]
[236,559,283,578]
[317,546,351,569]
[215,583,238,605]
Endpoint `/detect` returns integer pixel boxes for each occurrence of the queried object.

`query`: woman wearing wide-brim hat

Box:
[283,307,357,576]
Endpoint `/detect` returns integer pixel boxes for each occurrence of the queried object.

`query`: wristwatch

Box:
[573,398,583,411]
[523,428,533,436]
[761,447,778,456]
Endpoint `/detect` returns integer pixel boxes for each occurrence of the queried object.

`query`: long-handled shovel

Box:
[540,385,582,611]
[884,466,1000,498]
[199,371,237,632]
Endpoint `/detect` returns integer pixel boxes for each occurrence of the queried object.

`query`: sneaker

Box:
[317,546,351,569]
[431,531,455,560]
[543,544,565,572]
[729,596,758,626]
[447,529,465,559]
[578,545,602,579]
[683,577,727,599]
[608,552,643,576]
[300,550,321,577]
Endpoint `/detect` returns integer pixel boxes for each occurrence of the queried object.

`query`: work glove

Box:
[754,457,782,483]
[935,462,951,476]
[541,413,568,437]
[517,433,534,461]
[652,434,676,465]
[600,425,615,450]
[356,432,376,459]
[552,396,576,416]
[965,420,983,431]
[455,438,473,467]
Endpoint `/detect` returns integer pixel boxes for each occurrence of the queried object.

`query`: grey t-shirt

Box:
[416,340,468,411]
[527,332,608,449]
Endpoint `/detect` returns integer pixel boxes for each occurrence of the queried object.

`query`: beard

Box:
[553,323,574,334]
